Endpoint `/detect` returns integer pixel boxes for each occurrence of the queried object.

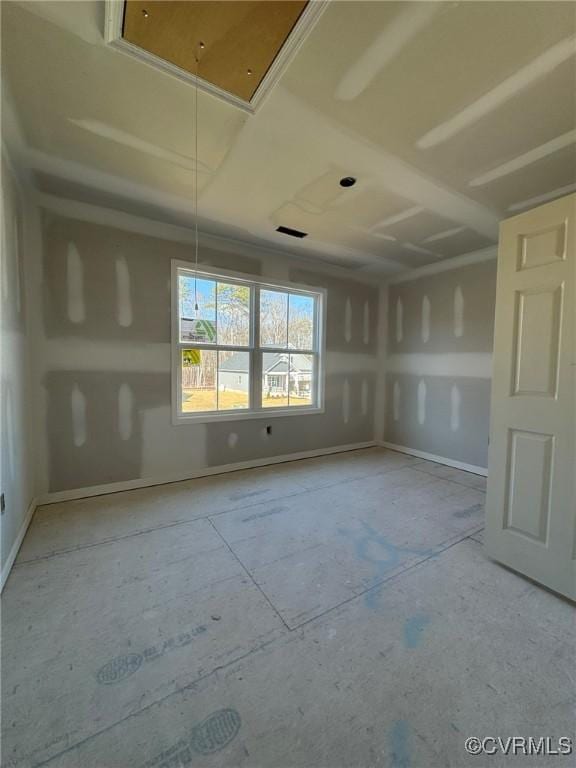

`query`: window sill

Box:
[172,406,325,426]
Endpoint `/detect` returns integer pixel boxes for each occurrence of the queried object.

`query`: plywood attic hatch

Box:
[119,0,310,108]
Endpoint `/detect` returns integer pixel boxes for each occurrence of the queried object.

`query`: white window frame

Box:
[171,261,326,424]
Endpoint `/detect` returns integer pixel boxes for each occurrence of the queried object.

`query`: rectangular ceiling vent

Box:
[276,226,308,239]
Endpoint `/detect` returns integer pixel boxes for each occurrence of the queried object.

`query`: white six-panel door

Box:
[485,193,575,601]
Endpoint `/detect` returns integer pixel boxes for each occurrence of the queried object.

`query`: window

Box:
[172,262,325,422]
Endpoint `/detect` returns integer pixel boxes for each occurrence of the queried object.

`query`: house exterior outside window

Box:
[172,262,325,423]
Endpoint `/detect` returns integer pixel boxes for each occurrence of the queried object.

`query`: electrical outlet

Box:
[1,493,5,514]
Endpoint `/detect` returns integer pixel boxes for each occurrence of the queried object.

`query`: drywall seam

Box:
[115,255,132,327]
[335,3,439,100]
[71,384,87,446]
[35,440,377,505]
[417,34,576,148]
[421,295,431,343]
[386,353,492,378]
[344,297,352,342]
[372,206,424,231]
[363,300,370,344]
[342,379,350,423]
[39,340,170,371]
[378,442,487,476]
[392,380,401,422]
[417,379,427,424]
[450,384,461,432]
[1,498,36,592]
[373,283,388,443]
[34,191,382,286]
[469,129,576,187]
[383,256,496,470]
[66,242,85,323]
[361,378,369,415]
[421,226,466,243]
[118,382,133,441]
[270,91,501,236]
[69,118,209,173]
[402,242,440,258]
[508,183,576,212]
[454,285,464,337]
[39,340,377,375]
[395,296,403,343]
[388,246,497,284]
[23,193,50,495]
[32,85,499,245]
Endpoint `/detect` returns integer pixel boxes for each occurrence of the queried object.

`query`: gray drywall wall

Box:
[385,258,497,468]
[1,156,35,572]
[39,209,378,493]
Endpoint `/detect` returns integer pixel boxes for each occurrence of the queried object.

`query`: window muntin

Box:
[173,264,324,421]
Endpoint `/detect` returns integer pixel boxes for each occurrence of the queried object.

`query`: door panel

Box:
[504,429,553,542]
[512,285,562,397]
[485,193,575,601]
[518,221,567,270]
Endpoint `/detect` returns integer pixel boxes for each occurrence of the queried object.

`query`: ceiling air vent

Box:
[276,226,308,239]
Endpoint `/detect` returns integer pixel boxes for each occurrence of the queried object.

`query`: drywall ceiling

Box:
[122,0,308,102]
[2,1,575,275]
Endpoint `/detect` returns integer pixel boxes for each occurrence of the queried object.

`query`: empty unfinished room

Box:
[1,1,575,766]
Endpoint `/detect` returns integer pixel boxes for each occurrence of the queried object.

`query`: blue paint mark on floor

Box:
[338,522,434,610]
[390,720,411,768]
[404,614,431,648]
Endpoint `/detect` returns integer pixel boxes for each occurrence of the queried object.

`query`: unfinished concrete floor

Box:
[3,448,574,768]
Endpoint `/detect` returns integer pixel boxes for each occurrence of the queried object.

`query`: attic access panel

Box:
[121,1,309,105]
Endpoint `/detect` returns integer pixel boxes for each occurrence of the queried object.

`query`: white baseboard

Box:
[37,441,377,506]
[378,441,488,477]
[1,498,37,592]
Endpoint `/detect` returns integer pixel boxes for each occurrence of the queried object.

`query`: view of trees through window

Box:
[260,290,314,350]
[177,271,318,414]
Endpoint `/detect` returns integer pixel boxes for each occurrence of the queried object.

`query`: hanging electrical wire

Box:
[193,41,205,315]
